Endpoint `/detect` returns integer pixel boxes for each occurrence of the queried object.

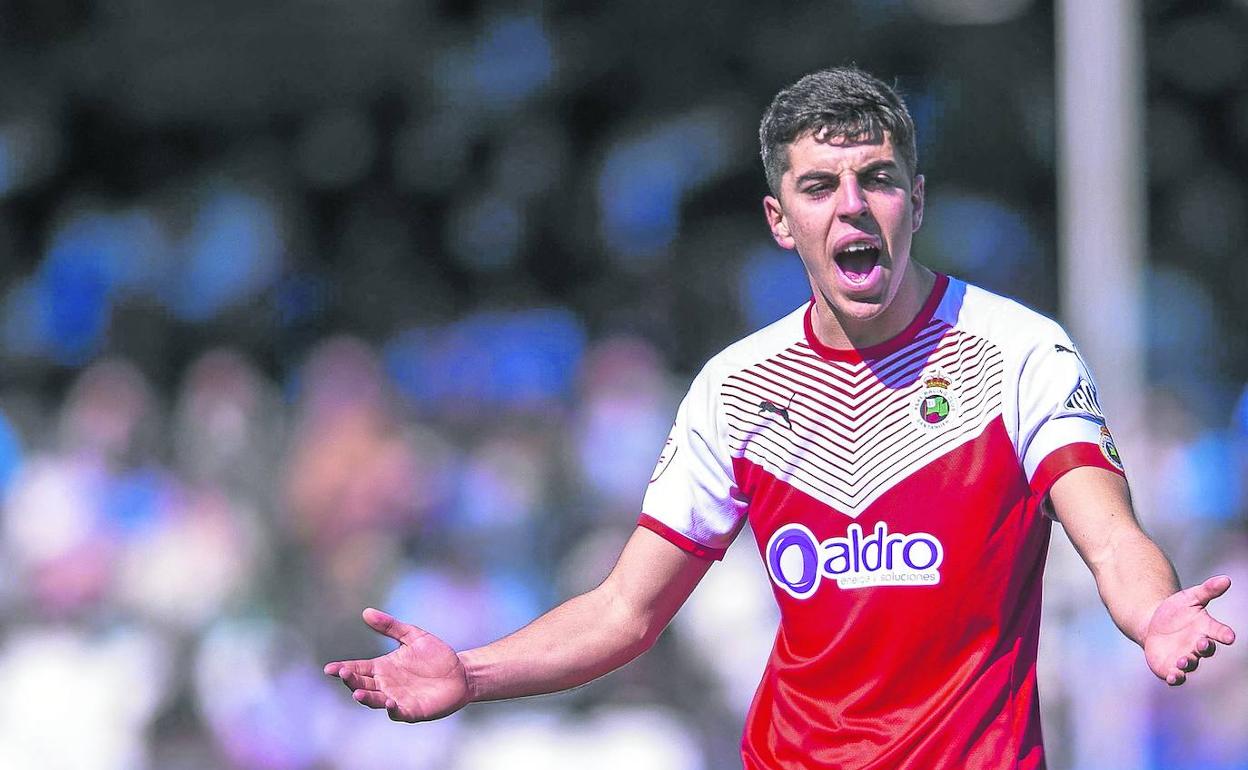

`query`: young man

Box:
[325,67,1236,768]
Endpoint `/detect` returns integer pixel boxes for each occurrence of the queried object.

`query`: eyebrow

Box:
[794,160,901,186]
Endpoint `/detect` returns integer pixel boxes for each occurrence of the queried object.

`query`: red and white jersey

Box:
[639,274,1124,770]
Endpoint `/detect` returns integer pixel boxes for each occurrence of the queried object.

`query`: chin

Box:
[833,292,891,320]
[847,301,887,318]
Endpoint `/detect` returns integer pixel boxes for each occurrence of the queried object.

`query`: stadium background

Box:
[0,0,1245,767]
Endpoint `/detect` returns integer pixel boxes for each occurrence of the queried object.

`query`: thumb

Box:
[1188,575,1231,606]
[362,607,420,645]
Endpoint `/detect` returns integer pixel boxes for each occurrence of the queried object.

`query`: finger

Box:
[324,659,375,677]
[386,699,411,723]
[1176,655,1199,673]
[353,689,390,709]
[1204,618,1236,646]
[1196,638,1217,658]
[339,670,380,691]
[1188,575,1232,606]
[363,607,420,646]
[1166,671,1186,686]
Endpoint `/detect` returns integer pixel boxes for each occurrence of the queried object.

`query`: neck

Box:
[812,263,936,350]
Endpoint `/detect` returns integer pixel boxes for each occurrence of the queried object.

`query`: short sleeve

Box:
[638,367,749,560]
[1016,329,1126,502]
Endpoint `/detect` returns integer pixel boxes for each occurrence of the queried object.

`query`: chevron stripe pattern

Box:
[722,320,1005,518]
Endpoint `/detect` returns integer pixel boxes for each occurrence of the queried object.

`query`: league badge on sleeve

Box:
[1098,425,1124,471]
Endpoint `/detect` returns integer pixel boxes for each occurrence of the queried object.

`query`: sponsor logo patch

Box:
[1062,377,1105,422]
[766,521,944,598]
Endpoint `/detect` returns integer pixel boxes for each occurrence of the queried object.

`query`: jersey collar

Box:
[802,273,950,363]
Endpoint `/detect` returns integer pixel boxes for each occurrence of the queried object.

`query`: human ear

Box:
[764,195,795,250]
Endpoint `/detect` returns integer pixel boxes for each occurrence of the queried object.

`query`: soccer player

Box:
[324,67,1237,768]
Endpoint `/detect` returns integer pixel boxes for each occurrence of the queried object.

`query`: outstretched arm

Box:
[1049,466,1236,686]
[323,526,713,721]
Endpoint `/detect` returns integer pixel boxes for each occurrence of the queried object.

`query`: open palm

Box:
[324,608,471,722]
[1143,575,1237,686]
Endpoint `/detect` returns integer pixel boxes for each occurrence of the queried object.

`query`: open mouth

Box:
[834,242,881,285]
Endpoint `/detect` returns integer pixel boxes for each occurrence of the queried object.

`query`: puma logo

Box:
[758,394,794,429]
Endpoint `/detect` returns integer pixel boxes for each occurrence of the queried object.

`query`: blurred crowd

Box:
[0,331,769,768]
[0,0,1246,768]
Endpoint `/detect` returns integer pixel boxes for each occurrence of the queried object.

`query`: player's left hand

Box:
[1143,575,1236,686]
[323,608,471,722]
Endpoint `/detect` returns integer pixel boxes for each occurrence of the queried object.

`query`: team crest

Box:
[913,372,958,430]
[1099,425,1123,470]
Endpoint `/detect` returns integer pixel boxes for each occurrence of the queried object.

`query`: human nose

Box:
[836,177,868,219]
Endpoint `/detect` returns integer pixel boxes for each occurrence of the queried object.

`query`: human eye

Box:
[862,171,895,189]
[803,178,836,196]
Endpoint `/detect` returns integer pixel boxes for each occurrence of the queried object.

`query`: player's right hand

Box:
[324,608,471,722]
[1142,575,1236,687]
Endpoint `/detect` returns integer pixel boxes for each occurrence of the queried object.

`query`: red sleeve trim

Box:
[1030,442,1126,500]
[637,514,727,561]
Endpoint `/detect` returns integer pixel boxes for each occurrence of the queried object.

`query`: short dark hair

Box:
[759,66,918,197]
